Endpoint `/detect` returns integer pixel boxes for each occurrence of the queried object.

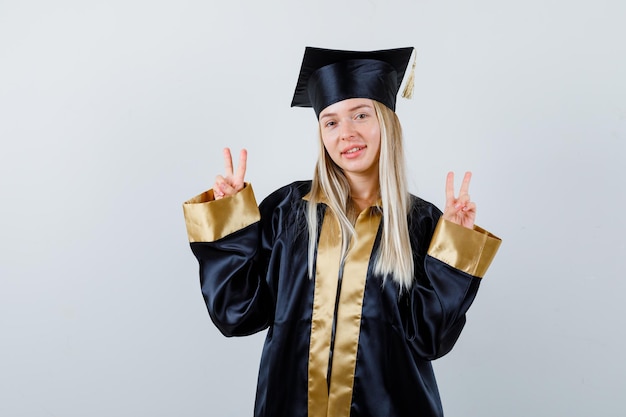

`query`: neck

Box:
[346,172,379,212]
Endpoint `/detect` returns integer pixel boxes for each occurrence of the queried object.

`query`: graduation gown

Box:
[183,181,501,417]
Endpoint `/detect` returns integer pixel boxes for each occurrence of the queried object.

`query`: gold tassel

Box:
[401,49,417,99]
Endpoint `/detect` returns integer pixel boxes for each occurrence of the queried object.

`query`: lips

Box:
[341,145,366,155]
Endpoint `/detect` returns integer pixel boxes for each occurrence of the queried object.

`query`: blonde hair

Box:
[306,101,414,291]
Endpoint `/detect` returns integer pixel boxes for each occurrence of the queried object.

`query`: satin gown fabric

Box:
[186,181,498,417]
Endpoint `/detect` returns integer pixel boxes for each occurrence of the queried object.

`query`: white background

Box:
[1,1,625,416]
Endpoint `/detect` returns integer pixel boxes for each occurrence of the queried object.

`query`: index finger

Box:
[459,171,472,196]
[235,149,247,182]
[445,171,455,202]
[223,148,234,177]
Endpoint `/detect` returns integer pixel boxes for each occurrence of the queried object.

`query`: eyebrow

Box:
[319,104,374,120]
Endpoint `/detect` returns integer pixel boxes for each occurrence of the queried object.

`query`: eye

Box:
[355,113,367,120]
[324,120,336,128]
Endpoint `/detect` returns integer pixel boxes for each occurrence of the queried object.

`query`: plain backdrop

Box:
[1,1,625,416]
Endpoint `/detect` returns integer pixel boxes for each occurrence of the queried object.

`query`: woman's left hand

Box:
[442,171,476,229]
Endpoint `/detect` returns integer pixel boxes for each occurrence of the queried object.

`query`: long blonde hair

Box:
[306,101,414,291]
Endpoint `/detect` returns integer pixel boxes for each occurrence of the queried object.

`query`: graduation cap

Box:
[291,46,416,118]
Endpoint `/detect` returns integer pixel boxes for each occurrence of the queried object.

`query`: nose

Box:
[339,120,356,140]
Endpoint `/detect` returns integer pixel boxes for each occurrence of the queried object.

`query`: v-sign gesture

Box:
[213,148,247,200]
[442,171,476,229]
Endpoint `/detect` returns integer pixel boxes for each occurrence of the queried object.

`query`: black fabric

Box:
[190,181,481,417]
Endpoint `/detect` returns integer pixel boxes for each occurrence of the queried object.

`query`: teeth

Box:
[345,147,362,154]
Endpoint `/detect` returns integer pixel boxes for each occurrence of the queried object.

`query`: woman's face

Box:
[318,98,381,180]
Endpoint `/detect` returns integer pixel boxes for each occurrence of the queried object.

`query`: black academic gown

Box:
[183,181,501,417]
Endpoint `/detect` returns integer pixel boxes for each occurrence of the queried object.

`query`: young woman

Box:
[183,47,501,417]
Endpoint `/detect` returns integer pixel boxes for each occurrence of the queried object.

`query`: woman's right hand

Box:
[213,148,247,200]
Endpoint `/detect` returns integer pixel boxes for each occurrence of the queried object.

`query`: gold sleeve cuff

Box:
[182,183,260,242]
[427,219,502,278]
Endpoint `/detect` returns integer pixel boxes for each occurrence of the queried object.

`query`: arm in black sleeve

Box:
[403,200,501,360]
[183,183,275,336]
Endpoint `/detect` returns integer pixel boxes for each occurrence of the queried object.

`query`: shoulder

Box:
[407,194,442,238]
[258,180,311,217]
[409,194,442,219]
[260,181,311,206]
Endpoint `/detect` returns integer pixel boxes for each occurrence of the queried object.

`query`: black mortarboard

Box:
[291,46,415,118]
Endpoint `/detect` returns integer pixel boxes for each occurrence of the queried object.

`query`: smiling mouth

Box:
[342,146,366,154]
